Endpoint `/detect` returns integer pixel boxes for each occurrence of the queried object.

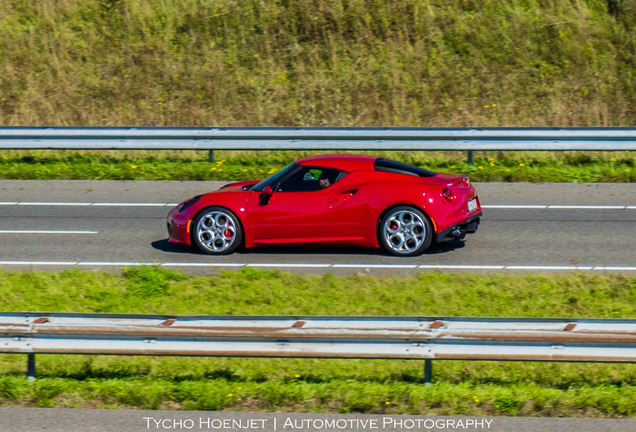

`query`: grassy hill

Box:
[1,0,636,128]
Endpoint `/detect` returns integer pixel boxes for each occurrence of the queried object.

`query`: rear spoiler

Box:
[449,175,471,189]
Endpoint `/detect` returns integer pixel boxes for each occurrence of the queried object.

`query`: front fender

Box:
[176,192,252,247]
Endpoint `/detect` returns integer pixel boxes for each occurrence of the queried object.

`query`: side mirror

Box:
[259,185,273,205]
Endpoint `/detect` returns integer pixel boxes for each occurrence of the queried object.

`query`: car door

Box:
[247,166,347,241]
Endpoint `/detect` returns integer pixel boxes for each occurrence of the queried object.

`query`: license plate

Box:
[467,198,478,213]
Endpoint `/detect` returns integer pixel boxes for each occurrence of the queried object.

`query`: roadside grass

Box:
[1,149,636,182]
[2,267,636,416]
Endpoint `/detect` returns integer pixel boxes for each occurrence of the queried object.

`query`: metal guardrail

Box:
[3,312,636,383]
[2,127,636,164]
[2,127,636,150]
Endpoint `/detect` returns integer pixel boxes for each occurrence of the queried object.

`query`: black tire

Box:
[191,206,243,255]
[378,206,433,257]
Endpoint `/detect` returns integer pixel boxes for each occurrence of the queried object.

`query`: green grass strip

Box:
[2,267,636,416]
[1,150,636,182]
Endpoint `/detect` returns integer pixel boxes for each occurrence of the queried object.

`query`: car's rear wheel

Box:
[379,206,432,256]
[192,206,243,255]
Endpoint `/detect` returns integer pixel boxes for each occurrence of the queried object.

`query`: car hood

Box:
[218,180,260,191]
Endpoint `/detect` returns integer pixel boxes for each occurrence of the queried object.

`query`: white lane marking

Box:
[505,265,583,270]
[162,262,245,267]
[627,206,636,210]
[548,205,626,209]
[0,261,78,265]
[92,203,170,207]
[481,205,547,209]
[77,262,158,266]
[483,204,634,209]
[594,266,636,271]
[18,202,92,206]
[3,202,177,207]
[419,264,505,269]
[247,263,332,268]
[331,264,418,269]
[0,230,98,234]
[0,261,635,272]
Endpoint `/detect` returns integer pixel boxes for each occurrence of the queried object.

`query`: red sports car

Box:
[167,155,481,256]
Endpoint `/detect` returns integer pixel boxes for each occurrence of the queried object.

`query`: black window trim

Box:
[374,158,437,178]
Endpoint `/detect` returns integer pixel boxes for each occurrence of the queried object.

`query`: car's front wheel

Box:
[379,206,433,256]
[192,206,243,255]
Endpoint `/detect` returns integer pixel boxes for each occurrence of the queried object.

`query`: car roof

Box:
[296,154,377,172]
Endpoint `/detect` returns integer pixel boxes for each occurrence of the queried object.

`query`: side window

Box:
[277,167,342,192]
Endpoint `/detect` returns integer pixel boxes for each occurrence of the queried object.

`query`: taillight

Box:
[442,188,453,203]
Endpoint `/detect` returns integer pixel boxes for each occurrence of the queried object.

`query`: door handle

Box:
[325,198,338,203]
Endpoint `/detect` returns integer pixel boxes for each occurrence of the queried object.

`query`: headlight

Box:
[177,195,202,213]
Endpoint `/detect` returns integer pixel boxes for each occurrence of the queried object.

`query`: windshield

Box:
[251,163,298,192]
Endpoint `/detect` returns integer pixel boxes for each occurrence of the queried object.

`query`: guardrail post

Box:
[467,151,474,165]
[208,150,215,163]
[27,353,36,381]
[424,359,433,385]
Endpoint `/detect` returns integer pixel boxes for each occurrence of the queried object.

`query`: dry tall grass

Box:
[1,0,636,127]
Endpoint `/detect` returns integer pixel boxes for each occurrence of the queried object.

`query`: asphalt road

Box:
[1,408,635,432]
[2,181,636,429]
[1,180,636,274]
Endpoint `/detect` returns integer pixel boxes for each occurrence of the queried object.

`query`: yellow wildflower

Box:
[478,166,483,169]
[295,374,300,378]
[130,165,138,169]
[611,158,617,162]
[492,104,497,107]
[519,163,525,167]
[254,54,258,57]
[211,168,217,171]
[490,163,495,166]
[228,394,233,397]
[385,402,390,405]
[484,105,490,108]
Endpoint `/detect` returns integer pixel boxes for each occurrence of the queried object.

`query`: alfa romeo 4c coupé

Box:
[167,155,481,256]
